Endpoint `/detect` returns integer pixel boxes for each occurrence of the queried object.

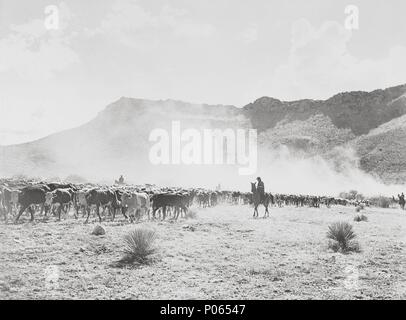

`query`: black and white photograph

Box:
[0,0,405,304]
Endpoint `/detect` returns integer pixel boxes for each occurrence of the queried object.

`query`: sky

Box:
[0,0,406,145]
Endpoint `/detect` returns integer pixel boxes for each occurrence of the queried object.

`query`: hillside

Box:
[258,114,356,155]
[352,113,406,184]
[1,84,406,187]
[243,84,406,135]
[0,98,249,186]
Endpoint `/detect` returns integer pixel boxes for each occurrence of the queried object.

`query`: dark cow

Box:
[197,192,210,208]
[46,183,77,191]
[84,189,120,223]
[45,189,74,220]
[210,192,218,207]
[231,191,241,205]
[15,187,46,222]
[151,193,189,220]
[32,184,51,192]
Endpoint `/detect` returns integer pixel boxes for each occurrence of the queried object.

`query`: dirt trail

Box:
[0,204,405,299]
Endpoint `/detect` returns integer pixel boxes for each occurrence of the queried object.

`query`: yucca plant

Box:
[327,222,359,253]
[121,228,157,264]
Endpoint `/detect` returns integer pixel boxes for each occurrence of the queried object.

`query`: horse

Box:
[251,182,270,218]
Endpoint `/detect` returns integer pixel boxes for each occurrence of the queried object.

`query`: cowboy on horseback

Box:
[251,177,270,218]
[398,193,405,210]
[256,177,265,203]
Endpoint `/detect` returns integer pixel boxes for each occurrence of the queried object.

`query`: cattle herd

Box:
[0,178,400,224]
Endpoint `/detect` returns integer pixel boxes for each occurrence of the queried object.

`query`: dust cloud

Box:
[1,98,405,198]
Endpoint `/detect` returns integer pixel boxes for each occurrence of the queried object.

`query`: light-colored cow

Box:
[121,192,150,222]
[0,187,21,221]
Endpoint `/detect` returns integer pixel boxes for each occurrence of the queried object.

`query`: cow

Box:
[177,192,193,218]
[231,191,241,205]
[151,193,189,220]
[84,189,120,223]
[15,187,46,222]
[46,183,77,192]
[197,192,210,208]
[1,187,20,221]
[45,189,73,220]
[210,192,218,207]
[73,190,89,218]
[0,189,5,219]
[120,192,150,222]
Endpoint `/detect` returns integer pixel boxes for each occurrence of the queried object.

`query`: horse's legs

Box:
[253,204,258,218]
[264,203,269,218]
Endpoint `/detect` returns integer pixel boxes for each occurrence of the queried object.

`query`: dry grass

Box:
[120,228,157,264]
[0,205,405,299]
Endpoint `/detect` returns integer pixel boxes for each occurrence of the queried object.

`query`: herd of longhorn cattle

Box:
[0,178,371,223]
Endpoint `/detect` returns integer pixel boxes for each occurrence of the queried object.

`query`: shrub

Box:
[121,228,157,264]
[339,190,364,201]
[369,196,391,208]
[354,214,368,222]
[327,222,360,253]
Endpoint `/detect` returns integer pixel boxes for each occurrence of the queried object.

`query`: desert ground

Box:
[0,204,405,300]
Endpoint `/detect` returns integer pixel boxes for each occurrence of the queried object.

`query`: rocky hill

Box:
[1,84,406,186]
[243,84,406,135]
[353,113,406,184]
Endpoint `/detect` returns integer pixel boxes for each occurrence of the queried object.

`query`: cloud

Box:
[172,21,215,38]
[0,2,79,81]
[268,19,406,100]
[240,24,258,44]
[0,35,79,80]
[88,0,215,46]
